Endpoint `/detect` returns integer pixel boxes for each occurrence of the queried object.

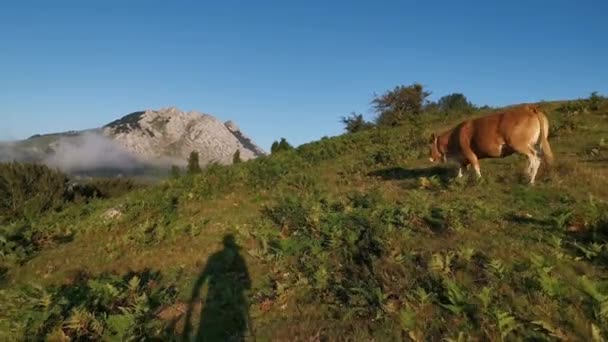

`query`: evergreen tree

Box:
[187,151,201,174]
[233,150,242,164]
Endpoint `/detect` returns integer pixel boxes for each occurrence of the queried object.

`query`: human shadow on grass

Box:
[182,234,252,342]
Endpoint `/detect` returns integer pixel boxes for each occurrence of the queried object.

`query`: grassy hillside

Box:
[1,98,608,341]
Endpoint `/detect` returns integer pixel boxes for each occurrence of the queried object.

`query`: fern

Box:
[488,259,506,280]
[537,271,564,299]
[106,313,136,340]
[549,235,562,249]
[476,286,493,311]
[591,323,604,342]
[430,251,455,275]
[574,242,603,261]
[579,276,608,321]
[494,310,520,341]
[88,279,122,310]
[530,254,554,274]
[440,278,469,315]
[444,331,468,342]
[530,320,568,340]
[63,307,104,339]
[128,275,141,293]
[551,209,572,230]
[398,306,417,331]
[458,247,475,263]
[414,287,432,306]
[418,175,441,189]
[33,286,53,311]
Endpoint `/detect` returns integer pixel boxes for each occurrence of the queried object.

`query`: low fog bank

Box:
[0,143,38,163]
[1,132,184,177]
[43,132,145,173]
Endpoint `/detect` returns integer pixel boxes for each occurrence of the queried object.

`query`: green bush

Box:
[77,178,140,200]
[270,138,294,154]
[374,83,431,126]
[588,91,606,111]
[554,92,606,115]
[0,163,144,266]
[0,163,68,223]
[341,112,375,133]
[436,93,476,114]
[191,163,242,200]
[245,154,296,190]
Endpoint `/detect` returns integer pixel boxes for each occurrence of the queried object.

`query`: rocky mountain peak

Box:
[103,107,265,166]
[2,107,265,176]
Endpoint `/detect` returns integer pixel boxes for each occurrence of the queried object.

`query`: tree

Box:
[373,83,431,126]
[437,93,475,113]
[341,112,374,133]
[278,138,293,151]
[423,100,440,114]
[271,138,293,154]
[588,91,604,111]
[187,151,201,174]
[232,150,242,164]
[170,165,181,178]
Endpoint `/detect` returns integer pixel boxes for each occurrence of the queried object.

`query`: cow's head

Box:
[428,133,443,163]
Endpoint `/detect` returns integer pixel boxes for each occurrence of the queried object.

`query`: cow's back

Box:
[469,106,538,158]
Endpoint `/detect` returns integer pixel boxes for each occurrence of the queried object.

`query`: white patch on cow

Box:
[529,155,541,184]
[474,164,481,177]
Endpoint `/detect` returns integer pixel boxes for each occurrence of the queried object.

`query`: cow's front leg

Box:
[462,151,481,178]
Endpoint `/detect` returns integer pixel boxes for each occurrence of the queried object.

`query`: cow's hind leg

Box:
[528,148,541,184]
[510,142,540,184]
[522,146,540,184]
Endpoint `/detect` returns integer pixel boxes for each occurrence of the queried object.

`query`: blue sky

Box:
[2,0,607,151]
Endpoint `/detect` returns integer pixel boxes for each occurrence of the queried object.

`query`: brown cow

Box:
[428,104,554,184]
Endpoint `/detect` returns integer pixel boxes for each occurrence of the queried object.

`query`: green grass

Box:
[1,98,608,341]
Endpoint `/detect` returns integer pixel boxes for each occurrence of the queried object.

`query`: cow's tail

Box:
[537,111,554,165]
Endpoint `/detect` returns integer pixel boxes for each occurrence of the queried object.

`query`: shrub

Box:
[554,93,605,116]
[191,163,242,200]
[245,155,295,190]
[0,163,68,223]
[374,83,431,126]
[341,112,374,133]
[588,91,605,111]
[270,138,294,154]
[170,165,181,179]
[84,178,139,199]
[436,93,476,114]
